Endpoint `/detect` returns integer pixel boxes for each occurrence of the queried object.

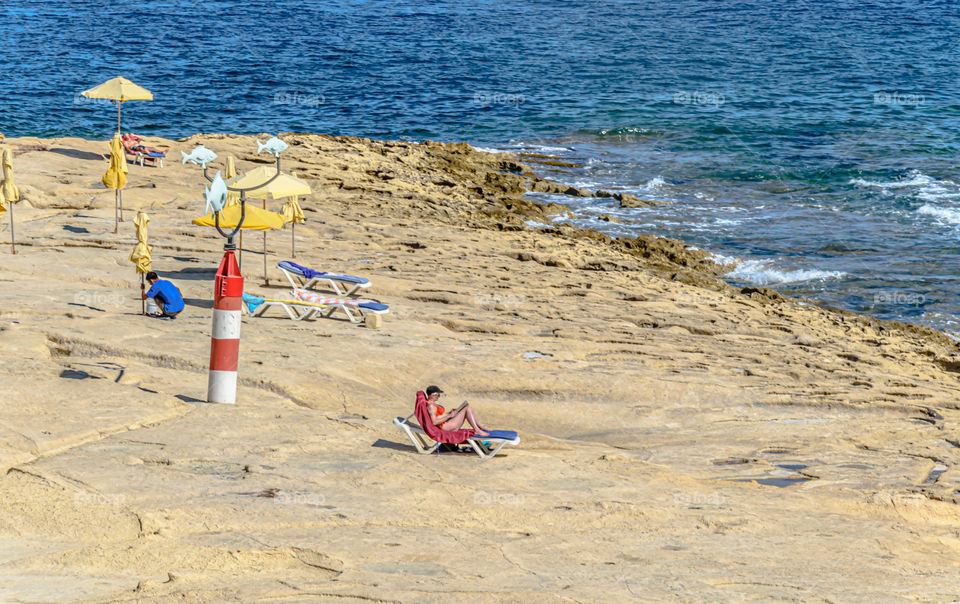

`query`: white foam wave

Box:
[707,252,739,267]
[850,170,938,189]
[724,259,846,285]
[506,140,571,153]
[918,190,960,203]
[918,204,960,225]
[473,146,510,154]
[642,176,666,190]
[596,127,653,136]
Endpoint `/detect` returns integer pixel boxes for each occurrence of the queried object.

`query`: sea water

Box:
[3,1,959,330]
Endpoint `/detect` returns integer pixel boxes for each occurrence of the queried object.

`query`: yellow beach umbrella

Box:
[129,211,152,314]
[280,197,306,257]
[223,156,240,206]
[103,135,129,232]
[226,167,311,282]
[2,148,20,254]
[226,166,312,200]
[81,76,154,135]
[193,204,285,285]
[192,204,285,231]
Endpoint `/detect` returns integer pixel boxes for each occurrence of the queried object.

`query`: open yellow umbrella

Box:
[225,167,312,200]
[280,197,306,257]
[1,148,20,254]
[81,76,153,135]
[103,135,128,232]
[129,211,152,314]
[192,204,285,230]
[225,167,311,283]
[193,204,285,284]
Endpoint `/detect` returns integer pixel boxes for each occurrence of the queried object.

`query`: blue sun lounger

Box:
[277,260,371,297]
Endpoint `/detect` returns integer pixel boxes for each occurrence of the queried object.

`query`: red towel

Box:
[414,391,475,444]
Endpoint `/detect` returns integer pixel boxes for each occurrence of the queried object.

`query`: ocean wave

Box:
[506,140,572,153]
[641,176,666,190]
[917,190,960,203]
[473,146,510,154]
[918,204,960,225]
[594,127,659,137]
[850,170,951,190]
[722,258,846,285]
[850,170,960,208]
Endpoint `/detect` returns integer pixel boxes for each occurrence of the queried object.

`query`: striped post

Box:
[207,248,243,404]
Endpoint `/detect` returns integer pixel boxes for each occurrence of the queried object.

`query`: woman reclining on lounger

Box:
[424,385,489,437]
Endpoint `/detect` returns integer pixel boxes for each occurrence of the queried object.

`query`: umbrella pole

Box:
[263,199,268,286]
[114,190,119,233]
[117,100,122,136]
[140,273,145,315]
[291,221,295,258]
[238,231,243,270]
[9,202,15,255]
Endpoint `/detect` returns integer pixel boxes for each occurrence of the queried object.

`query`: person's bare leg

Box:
[440,407,467,430]
[463,405,488,433]
[441,407,488,436]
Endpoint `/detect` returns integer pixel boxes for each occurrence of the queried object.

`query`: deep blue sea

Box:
[4,1,960,331]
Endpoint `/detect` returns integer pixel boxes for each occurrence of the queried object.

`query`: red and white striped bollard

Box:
[208,248,243,404]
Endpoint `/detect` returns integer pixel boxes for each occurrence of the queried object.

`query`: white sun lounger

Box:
[242,293,327,321]
[393,414,520,459]
[292,289,388,324]
[278,260,371,297]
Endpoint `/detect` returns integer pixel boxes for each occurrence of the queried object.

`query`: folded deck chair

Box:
[292,288,388,324]
[122,133,166,168]
[278,260,371,297]
[242,292,327,321]
[393,391,520,459]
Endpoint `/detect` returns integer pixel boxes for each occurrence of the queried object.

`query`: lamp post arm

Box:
[202,157,284,193]
[214,190,247,239]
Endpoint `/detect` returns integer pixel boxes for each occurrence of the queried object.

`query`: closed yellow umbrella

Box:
[193,204,285,285]
[129,211,152,314]
[81,76,153,135]
[280,197,306,257]
[103,135,128,232]
[2,148,20,254]
[223,156,240,207]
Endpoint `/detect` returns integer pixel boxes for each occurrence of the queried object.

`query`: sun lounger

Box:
[393,391,520,459]
[277,260,371,297]
[243,291,387,324]
[242,292,327,321]
[394,415,519,458]
[292,288,388,323]
[122,133,166,168]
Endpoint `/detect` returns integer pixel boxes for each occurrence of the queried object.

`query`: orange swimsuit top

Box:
[433,404,447,427]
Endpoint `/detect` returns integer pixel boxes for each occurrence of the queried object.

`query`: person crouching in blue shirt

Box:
[141,271,185,319]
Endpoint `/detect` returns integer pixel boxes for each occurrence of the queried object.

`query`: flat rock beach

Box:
[1,134,960,602]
